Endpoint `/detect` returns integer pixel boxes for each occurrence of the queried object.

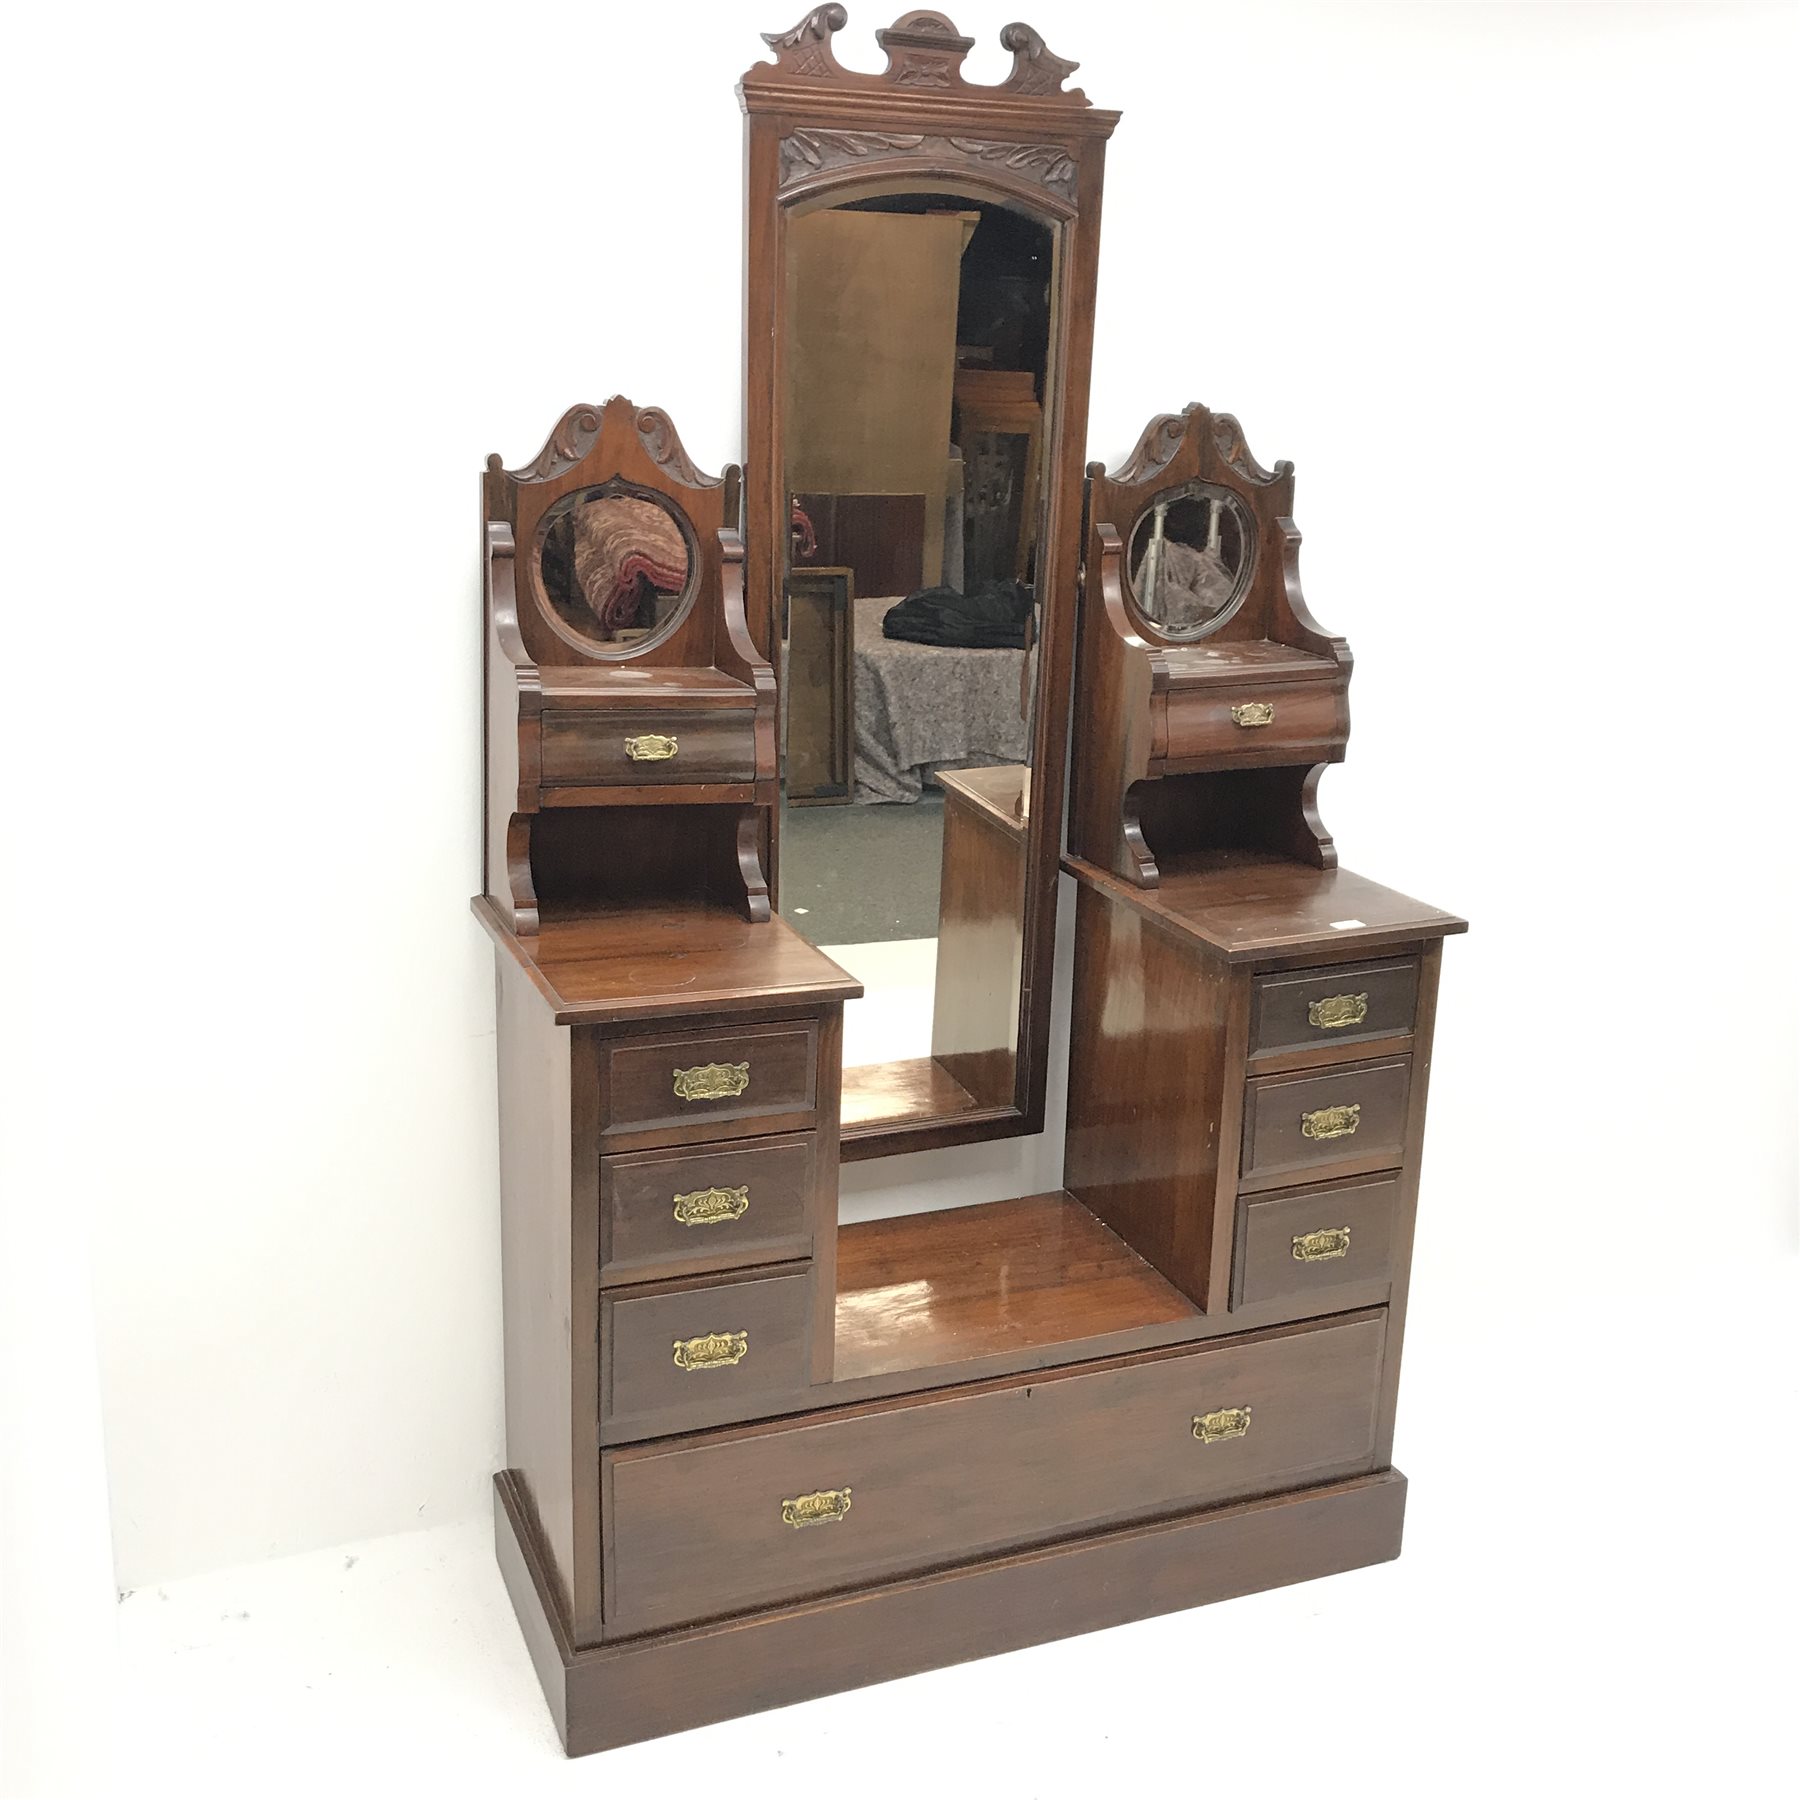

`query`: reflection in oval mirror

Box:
[538,487,694,652]
[1127,482,1253,638]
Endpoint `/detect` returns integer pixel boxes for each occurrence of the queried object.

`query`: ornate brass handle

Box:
[1292,1226,1352,1263]
[672,1185,750,1227]
[671,1330,748,1372]
[625,732,679,762]
[1300,1103,1361,1141]
[1308,993,1369,1031]
[1193,1406,1252,1444]
[782,1488,852,1528]
[672,1062,750,1101]
[1230,701,1274,728]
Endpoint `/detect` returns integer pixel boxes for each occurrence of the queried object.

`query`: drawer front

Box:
[603,1313,1385,1636]
[1241,1056,1412,1186]
[1159,680,1347,768]
[599,1021,819,1142]
[1250,959,1419,1059]
[601,1135,817,1283]
[602,1269,812,1432]
[1234,1176,1400,1309]
[540,708,757,787]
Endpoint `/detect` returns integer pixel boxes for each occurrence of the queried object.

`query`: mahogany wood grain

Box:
[839,1054,983,1137]
[1233,1174,1400,1310]
[596,1018,820,1143]
[540,709,759,788]
[473,897,861,1027]
[929,767,1027,1110]
[600,1266,814,1439]
[1239,1055,1413,1191]
[499,1464,1408,1757]
[603,1311,1386,1637]
[1160,677,1348,772]
[742,7,1116,1154]
[1249,955,1420,1061]
[599,1133,818,1286]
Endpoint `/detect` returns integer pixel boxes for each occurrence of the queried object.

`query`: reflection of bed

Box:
[852,595,1033,803]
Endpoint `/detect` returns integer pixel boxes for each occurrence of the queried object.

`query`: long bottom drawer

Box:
[601,1311,1386,1636]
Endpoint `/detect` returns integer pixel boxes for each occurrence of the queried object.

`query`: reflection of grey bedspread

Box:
[853,595,1032,803]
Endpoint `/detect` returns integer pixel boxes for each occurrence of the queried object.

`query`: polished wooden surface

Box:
[597,1017,820,1143]
[833,1191,1198,1384]
[929,768,1028,1110]
[540,708,759,787]
[1233,1174,1400,1310]
[1249,955,1420,1060]
[602,1311,1385,1637]
[500,1463,1409,1756]
[743,6,1117,1152]
[600,1133,818,1286]
[1062,852,1467,965]
[600,1266,814,1438]
[473,896,860,1025]
[1240,1054,1413,1191]
[839,1054,983,1135]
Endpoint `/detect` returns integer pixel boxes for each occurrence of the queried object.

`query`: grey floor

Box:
[778,794,945,944]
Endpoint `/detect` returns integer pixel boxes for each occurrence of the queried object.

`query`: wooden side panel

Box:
[1064,883,1246,1309]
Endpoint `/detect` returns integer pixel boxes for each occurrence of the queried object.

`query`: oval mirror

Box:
[1126,480,1253,639]
[537,486,695,654]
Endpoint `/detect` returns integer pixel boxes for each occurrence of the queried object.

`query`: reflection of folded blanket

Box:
[572,497,687,631]
[1137,538,1234,632]
[881,579,1034,649]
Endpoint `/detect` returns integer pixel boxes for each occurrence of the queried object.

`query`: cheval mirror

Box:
[743,7,1117,1157]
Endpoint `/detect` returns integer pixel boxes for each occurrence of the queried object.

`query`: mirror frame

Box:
[741,8,1118,1160]
[1123,479,1258,645]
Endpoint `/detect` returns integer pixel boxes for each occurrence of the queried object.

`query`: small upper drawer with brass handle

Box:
[601,1311,1386,1636]
[540,707,757,789]
[1232,1175,1400,1309]
[1240,1056,1412,1189]
[601,1268,811,1435]
[1249,958,1420,1062]
[1157,680,1348,770]
[600,1135,818,1284]
[597,1021,820,1145]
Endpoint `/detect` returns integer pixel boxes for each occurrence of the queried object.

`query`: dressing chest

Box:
[478,9,1463,1756]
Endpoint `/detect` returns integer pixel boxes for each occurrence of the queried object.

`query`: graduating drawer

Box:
[602,1312,1386,1636]
[1158,680,1347,769]
[540,707,757,788]
[1240,1056,1412,1189]
[601,1134,818,1284]
[601,1268,813,1435]
[1249,958,1419,1060]
[598,1020,820,1144]
[1233,1176,1400,1309]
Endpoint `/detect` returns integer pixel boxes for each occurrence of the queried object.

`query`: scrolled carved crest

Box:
[753,7,1086,103]
[1211,412,1280,486]
[492,396,725,493]
[500,403,604,483]
[635,406,724,490]
[1102,404,1292,491]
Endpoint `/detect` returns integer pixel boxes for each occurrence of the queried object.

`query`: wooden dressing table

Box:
[479,10,1462,1756]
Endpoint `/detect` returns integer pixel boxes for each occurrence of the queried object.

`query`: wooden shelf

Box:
[834,1192,1202,1386]
[840,1055,984,1132]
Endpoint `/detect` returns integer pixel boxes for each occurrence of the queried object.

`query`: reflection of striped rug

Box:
[572,495,687,631]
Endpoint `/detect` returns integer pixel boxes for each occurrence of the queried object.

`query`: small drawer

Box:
[602,1312,1385,1636]
[601,1268,812,1434]
[1158,680,1347,769]
[598,1020,820,1144]
[1233,1176,1400,1309]
[601,1134,818,1283]
[1240,1056,1411,1188]
[1249,958,1419,1060]
[540,707,757,787]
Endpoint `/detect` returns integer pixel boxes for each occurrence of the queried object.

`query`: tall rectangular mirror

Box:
[741,7,1118,1159]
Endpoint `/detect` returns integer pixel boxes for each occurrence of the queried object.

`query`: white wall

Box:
[5,0,1793,1597]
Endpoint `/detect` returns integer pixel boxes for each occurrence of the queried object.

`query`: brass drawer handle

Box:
[1230,701,1274,728]
[782,1487,853,1528]
[1293,1225,1352,1263]
[1300,1102,1361,1141]
[625,732,679,762]
[1308,992,1368,1031]
[672,1185,750,1227]
[1193,1406,1252,1444]
[672,1062,750,1101]
[671,1330,748,1371]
